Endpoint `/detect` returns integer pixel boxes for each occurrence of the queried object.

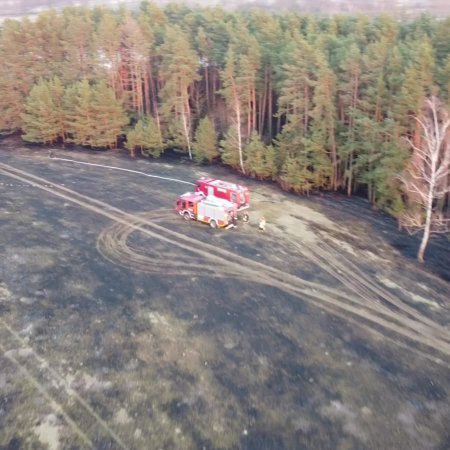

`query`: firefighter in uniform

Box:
[259,217,266,232]
[232,214,238,228]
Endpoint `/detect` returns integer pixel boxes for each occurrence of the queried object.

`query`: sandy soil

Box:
[0,138,449,450]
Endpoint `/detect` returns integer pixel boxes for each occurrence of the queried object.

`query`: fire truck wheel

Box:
[242,213,249,223]
[183,212,191,221]
[209,219,218,229]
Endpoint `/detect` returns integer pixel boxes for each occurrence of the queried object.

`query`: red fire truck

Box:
[195,177,250,211]
[175,192,237,228]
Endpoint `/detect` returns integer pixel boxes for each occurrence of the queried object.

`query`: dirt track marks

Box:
[1,161,450,368]
[96,211,247,278]
[299,239,450,344]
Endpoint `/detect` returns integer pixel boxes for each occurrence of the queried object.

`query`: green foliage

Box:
[244,132,277,180]
[368,142,408,217]
[159,24,199,159]
[193,117,219,163]
[166,118,190,153]
[90,81,129,148]
[304,126,333,189]
[64,80,128,148]
[1,4,449,219]
[0,20,36,132]
[220,125,241,170]
[64,79,94,146]
[126,116,163,158]
[22,77,66,144]
[279,155,314,194]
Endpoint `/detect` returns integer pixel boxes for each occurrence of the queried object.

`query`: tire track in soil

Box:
[297,240,450,344]
[97,212,254,278]
[97,215,450,368]
[97,213,450,350]
[93,194,450,362]
[1,161,450,370]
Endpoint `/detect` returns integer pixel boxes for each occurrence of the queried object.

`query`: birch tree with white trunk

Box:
[400,96,450,262]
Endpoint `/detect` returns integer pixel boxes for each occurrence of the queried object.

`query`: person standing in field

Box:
[259,217,266,232]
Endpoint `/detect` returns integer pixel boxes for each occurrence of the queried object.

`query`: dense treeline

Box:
[0,2,449,223]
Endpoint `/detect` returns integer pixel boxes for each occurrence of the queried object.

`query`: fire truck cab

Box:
[195,177,250,211]
[175,192,237,228]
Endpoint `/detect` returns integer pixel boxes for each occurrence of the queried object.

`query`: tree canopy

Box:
[1,5,449,244]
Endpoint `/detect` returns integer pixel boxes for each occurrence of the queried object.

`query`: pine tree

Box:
[220,125,242,170]
[120,14,150,117]
[90,81,129,148]
[65,80,128,148]
[27,11,66,80]
[65,79,94,146]
[220,47,245,173]
[248,10,284,138]
[126,116,163,158]
[367,119,408,215]
[304,124,333,190]
[125,122,141,158]
[193,116,219,163]
[443,56,450,103]
[244,132,277,180]
[93,12,122,100]
[277,32,316,142]
[310,55,338,189]
[227,20,261,140]
[60,8,94,83]
[279,154,314,194]
[396,38,436,140]
[22,77,66,144]
[337,42,363,195]
[160,24,199,159]
[0,19,35,132]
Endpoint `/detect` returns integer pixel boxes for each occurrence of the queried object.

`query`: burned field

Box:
[0,141,450,450]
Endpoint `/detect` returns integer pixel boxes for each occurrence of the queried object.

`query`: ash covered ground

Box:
[0,138,449,450]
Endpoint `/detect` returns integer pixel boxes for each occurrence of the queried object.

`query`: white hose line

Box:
[50,156,195,186]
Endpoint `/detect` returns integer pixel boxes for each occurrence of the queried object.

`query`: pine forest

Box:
[1,2,450,255]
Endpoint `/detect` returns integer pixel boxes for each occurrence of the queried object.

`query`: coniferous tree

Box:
[60,8,95,83]
[193,116,219,163]
[244,132,277,180]
[304,124,333,190]
[248,10,284,138]
[310,55,338,189]
[279,154,314,194]
[277,32,316,146]
[396,38,436,142]
[0,3,448,224]
[337,42,363,195]
[65,80,128,148]
[228,20,261,139]
[65,79,94,146]
[0,19,37,132]
[160,24,199,159]
[22,77,66,144]
[30,11,66,80]
[90,81,129,148]
[220,48,245,173]
[220,125,242,170]
[366,119,408,215]
[126,116,163,158]
[93,12,122,100]
[120,14,150,117]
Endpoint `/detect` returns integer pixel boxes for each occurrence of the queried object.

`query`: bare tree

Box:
[399,96,450,262]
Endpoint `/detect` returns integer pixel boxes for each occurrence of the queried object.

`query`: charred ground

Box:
[0,138,449,450]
